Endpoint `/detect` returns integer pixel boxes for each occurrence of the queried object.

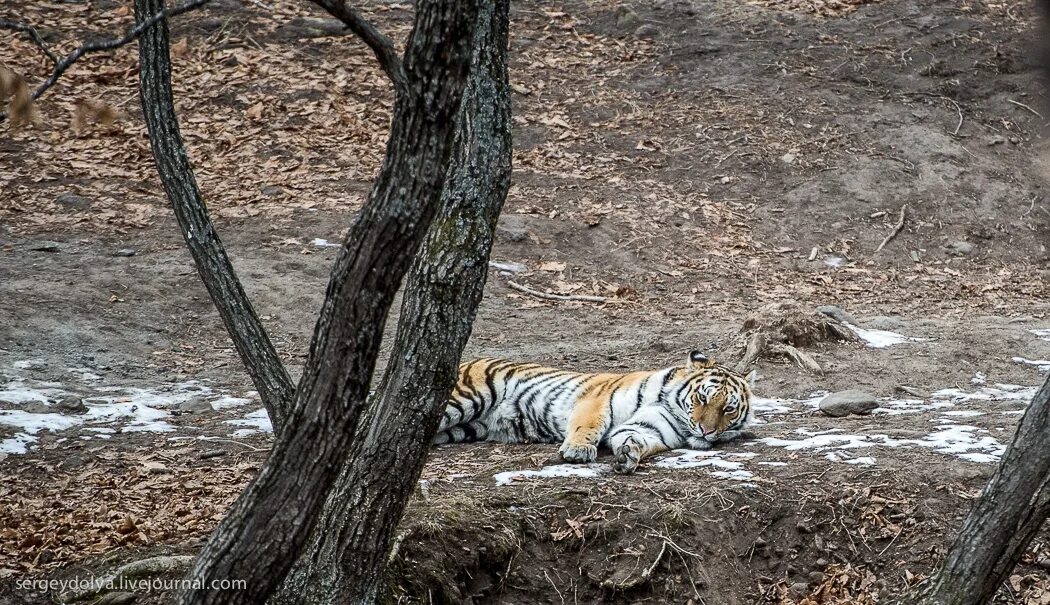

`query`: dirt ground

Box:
[3,0,1050,602]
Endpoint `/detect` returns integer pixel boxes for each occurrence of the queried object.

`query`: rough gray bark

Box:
[134,0,293,432]
[899,376,1050,605]
[136,0,480,603]
[270,1,511,602]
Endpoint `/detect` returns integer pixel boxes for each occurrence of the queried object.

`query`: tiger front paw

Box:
[612,442,641,474]
[559,442,598,463]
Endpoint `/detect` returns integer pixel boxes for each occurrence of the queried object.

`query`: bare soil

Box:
[2,0,1050,603]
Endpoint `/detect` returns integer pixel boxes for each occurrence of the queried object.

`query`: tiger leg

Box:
[558,394,611,463]
[606,411,689,474]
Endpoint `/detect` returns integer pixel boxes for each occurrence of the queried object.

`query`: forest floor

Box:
[2,0,1050,602]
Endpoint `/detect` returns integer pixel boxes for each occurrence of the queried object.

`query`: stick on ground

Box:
[507,280,607,303]
[875,204,907,253]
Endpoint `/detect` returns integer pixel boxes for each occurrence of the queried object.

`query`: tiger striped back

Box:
[434,351,753,474]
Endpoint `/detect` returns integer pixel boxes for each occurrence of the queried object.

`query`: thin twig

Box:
[1008,98,1044,119]
[308,0,407,95]
[506,280,607,303]
[875,204,907,253]
[0,0,211,122]
[0,19,61,65]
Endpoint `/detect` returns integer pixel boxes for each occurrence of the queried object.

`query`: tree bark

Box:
[270,1,511,602]
[135,0,294,433]
[141,0,480,603]
[899,376,1050,605]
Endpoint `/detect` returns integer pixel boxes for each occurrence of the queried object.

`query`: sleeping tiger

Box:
[434,351,754,474]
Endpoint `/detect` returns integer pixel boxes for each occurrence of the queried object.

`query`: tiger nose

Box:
[699,424,714,436]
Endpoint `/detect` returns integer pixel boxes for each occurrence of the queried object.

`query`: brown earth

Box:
[2,0,1050,603]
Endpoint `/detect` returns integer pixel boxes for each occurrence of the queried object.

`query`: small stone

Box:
[634,24,660,38]
[987,135,1006,146]
[944,240,974,256]
[818,390,878,417]
[789,582,810,597]
[808,571,825,583]
[55,192,92,210]
[114,248,137,257]
[780,153,796,164]
[261,186,284,197]
[177,397,213,413]
[615,6,640,27]
[817,305,858,326]
[29,241,64,253]
[56,397,87,414]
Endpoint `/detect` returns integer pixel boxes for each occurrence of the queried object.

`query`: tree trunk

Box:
[899,376,1050,605]
[270,1,511,602]
[135,0,480,603]
[135,0,294,432]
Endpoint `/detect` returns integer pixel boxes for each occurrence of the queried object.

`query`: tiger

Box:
[433,350,755,474]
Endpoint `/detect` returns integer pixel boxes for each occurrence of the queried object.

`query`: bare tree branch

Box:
[0,19,61,66]
[0,0,210,122]
[308,0,407,95]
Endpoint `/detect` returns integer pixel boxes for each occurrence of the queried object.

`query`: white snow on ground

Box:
[843,323,925,348]
[756,424,1004,464]
[1030,329,1050,341]
[653,449,754,479]
[226,409,273,437]
[494,463,608,486]
[1013,357,1050,371]
[311,238,341,248]
[0,362,262,453]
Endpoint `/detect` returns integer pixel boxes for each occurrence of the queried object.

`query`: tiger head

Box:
[679,350,754,442]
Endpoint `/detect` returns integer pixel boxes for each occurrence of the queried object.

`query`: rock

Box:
[615,6,640,27]
[808,571,825,583]
[818,390,878,417]
[177,397,212,413]
[789,582,810,597]
[865,315,901,330]
[495,215,529,243]
[114,248,137,257]
[987,135,1006,146]
[29,241,64,253]
[817,305,858,326]
[944,240,974,256]
[56,192,92,210]
[634,24,661,38]
[56,397,87,414]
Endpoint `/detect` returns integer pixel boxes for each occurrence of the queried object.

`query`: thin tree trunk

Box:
[899,376,1050,605]
[134,0,294,433]
[270,1,511,602]
[135,0,479,603]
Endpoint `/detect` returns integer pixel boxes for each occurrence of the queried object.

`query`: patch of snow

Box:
[759,424,1004,464]
[654,449,744,471]
[932,383,1037,403]
[939,410,985,418]
[67,368,102,382]
[757,461,788,467]
[1029,329,1050,342]
[710,470,755,480]
[311,238,341,248]
[0,410,82,453]
[845,456,876,465]
[12,360,42,370]
[844,323,923,348]
[210,396,254,410]
[0,385,57,405]
[494,463,607,486]
[1013,357,1050,371]
[971,372,987,385]
[824,256,845,268]
[226,408,273,437]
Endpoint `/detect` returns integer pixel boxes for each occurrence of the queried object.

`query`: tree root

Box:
[62,555,194,602]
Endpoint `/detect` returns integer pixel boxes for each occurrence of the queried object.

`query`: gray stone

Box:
[789,582,810,597]
[944,240,974,256]
[177,397,213,413]
[634,24,661,38]
[495,215,528,243]
[29,241,64,253]
[261,186,285,197]
[818,390,878,417]
[114,249,137,257]
[56,397,87,414]
[56,192,92,210]
[817,305,858,326]
[279,17,348,38]
[615,6,640,27]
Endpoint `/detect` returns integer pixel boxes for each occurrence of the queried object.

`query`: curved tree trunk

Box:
[134,0,480,603]
[899,376,1050,605]
[270,1,511,602]
[134,0,294,432]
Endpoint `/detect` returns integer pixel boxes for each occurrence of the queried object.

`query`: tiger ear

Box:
[687,350,715,369]
[744,369,758,388]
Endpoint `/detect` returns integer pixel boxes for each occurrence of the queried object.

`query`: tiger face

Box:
[680,350,753,442]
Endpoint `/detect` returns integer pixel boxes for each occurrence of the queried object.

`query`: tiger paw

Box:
[559,442,598,463]
[612,443,641,474]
